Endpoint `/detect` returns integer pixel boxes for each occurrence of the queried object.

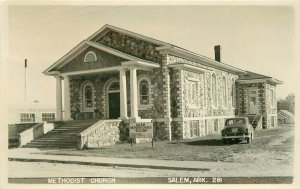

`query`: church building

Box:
[43,24,282,141]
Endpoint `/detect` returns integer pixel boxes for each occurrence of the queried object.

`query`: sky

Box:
[4,5,296,106]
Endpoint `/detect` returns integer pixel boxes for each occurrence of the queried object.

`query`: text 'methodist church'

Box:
[43,24,282,141]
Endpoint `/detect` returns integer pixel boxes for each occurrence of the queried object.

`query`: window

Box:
[222,77,227,108]
[189,120,199,137]
[84,51,97,62]
[139,79,149,104]
[42,113,55,122]
[108,82,120,91]
[187,80,198,106]
[270,89,276,107]
[20,113,35,122]
[211,74,217,107]
[231,78,235,108]
[214,119,219,132]
[83,83,94,109]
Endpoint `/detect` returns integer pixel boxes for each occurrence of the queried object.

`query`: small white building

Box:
[278,110,294,124]
[9,103,56,124]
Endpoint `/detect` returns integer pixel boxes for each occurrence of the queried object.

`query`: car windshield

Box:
[226,118,246,126]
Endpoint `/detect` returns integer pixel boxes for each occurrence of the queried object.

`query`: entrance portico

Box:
[54,60,159,121]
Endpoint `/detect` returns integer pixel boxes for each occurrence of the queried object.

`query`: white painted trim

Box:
[84,51,97,63]
[237,78,282,85]
[43,41,89,74]
[82,82,95,111]
[168,63,212,73]
[104,78,120,119]
[61,66,123,76]
[121,60,160,69]
[157,46,247,74]
[211,73,217,108]
[137,74,152,108]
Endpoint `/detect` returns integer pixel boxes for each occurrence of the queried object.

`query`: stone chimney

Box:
[214,45,221,62]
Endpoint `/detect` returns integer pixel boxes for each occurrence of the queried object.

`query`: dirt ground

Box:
[40,124,294,161]
[30,124,294,177]
[8,124,294,178]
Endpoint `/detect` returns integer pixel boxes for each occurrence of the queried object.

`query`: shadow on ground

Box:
[183,139,224,146]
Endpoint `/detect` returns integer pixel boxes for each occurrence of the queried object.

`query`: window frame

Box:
[137,75,151,108]
[82,82,95,111]
[222,76,228,108]
[186,78,199,108]
[20,113,35,123]
[211,74,217,108]
[84,51,97,63]
[42,113,55,122]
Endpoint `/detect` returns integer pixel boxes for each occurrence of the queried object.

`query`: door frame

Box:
[247,87,258,114]
[107,91,120,119]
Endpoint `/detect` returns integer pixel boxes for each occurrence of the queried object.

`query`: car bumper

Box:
[222,134,250,139]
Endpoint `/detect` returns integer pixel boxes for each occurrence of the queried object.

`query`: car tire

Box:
[246,137,250,144]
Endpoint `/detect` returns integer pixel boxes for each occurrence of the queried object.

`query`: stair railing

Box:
[78,119,122,149]
[251,113,259,125]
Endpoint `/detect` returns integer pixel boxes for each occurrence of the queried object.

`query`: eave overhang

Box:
[237,78,283,85]
[168,63,213,74]
[156,45,247,75]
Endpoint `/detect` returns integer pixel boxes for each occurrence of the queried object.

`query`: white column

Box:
[130,67,139,119]
[119,68,128,119]
[64,76,72,120]
[55,76,63,121]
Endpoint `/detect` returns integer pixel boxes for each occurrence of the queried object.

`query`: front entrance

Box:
[248,88,258,114]
[108,92,120,119]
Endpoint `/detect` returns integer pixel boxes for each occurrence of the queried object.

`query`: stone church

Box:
[43,24,282,141]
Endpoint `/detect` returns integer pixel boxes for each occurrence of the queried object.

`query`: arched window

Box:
[211,74,217,107]
[108,82,120,91]
[139,79,149,105]
[222,77,227,107]
[231,78,235,108]
[83,83,94,108]
[84,51,97,62]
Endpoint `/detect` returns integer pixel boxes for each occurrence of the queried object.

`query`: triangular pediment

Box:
[88,25,166,63]
[58,46,128,73]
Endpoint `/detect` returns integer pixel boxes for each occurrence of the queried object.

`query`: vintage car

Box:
[221,117,254,144]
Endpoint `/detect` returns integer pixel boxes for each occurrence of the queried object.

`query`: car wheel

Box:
[246,137,250,144]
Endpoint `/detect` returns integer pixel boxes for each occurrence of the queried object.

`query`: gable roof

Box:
[237,71,282,84]
[43,24,281,79]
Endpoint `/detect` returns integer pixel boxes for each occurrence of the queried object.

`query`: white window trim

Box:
[186,78,200,108]
[211,73,217,108]
[270,88,276,108]
[222,76,228,109]
[203,74,207,109]
[105,79,120,118]
[82,82,95,112]
[84,51,97,63]
[137,75,152,109]
[231,78,236,109]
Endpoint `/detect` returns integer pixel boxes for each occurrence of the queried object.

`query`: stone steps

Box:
[22,119,98,149]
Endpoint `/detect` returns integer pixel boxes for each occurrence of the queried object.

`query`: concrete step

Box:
[22,119,99,149]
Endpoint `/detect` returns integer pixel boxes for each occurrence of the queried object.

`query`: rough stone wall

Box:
[167,55,238,119]
[265,83,278,128]
[166,54,238,139]
[69,73,119,119]
[59,46,126,73]
[84,121,120,148]
[237,82,267,115]
[236,82,278,128]
[95,30,163,63]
